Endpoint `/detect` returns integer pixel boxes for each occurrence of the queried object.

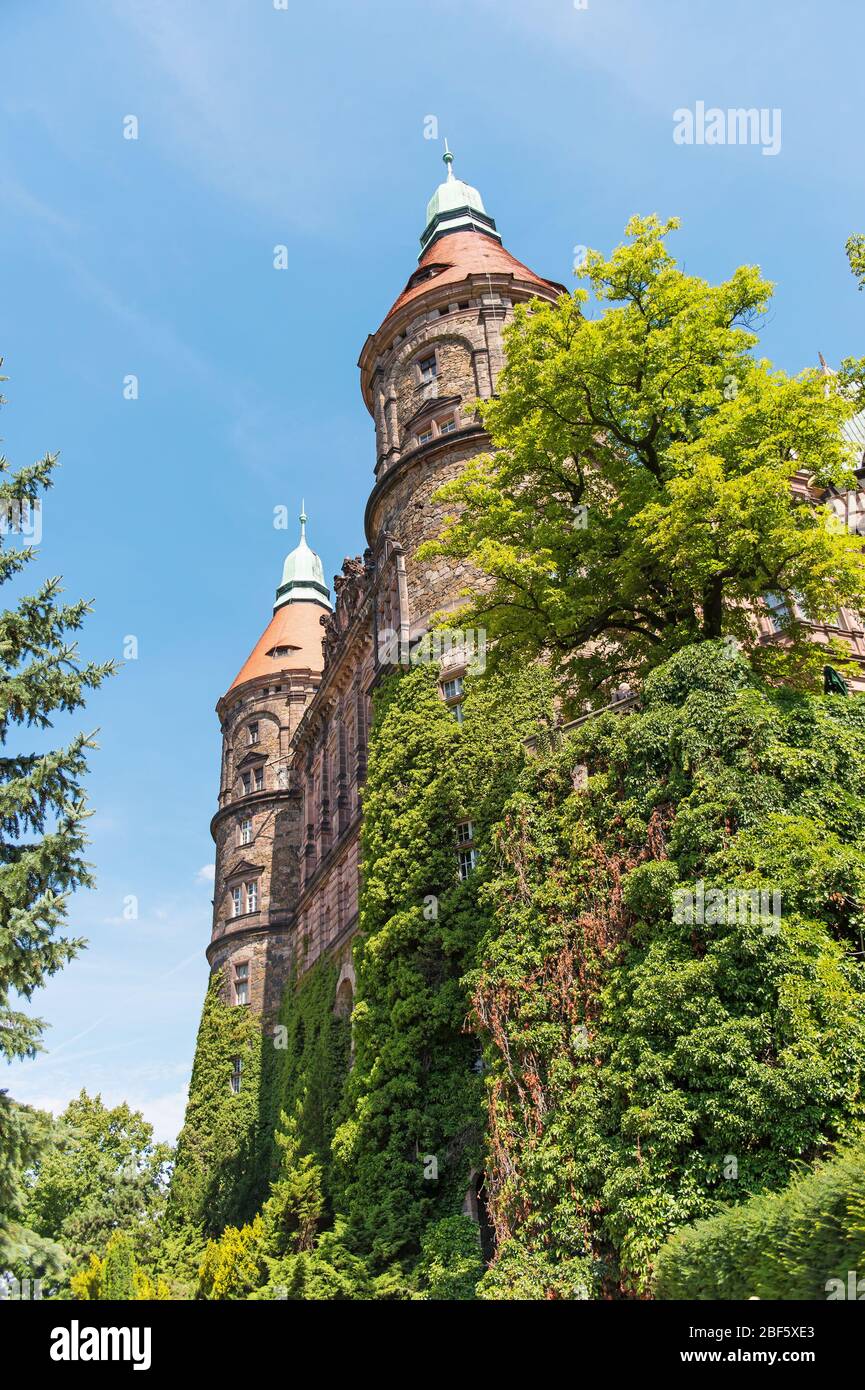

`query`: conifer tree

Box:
[0,366,115,1269]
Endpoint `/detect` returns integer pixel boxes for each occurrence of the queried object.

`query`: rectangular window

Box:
[458,848,478,880]
[253,766,264,792]
[234,962,249,1006]
[418,354,437,383]
[230,1056,243,1094]
[439,418,457,435]
[245,880,258,913]
[456,820,474,845]
[442,677,464,700]
[232,886,242,917]
[453,702,464,725]
[248,723,259,744]
[418,429,434,445]
[239,817,252,846]
[241,772,252,796]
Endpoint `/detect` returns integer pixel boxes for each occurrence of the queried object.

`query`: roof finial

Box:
[443,137,455,181]
[299,500,308,542]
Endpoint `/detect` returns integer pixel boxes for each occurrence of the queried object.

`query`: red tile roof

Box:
[381,231,565,328]
[228,600,326,693]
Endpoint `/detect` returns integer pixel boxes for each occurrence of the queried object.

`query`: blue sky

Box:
[2,0,862,1142]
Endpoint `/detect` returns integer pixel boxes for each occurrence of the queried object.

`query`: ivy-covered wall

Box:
[166,642,865,1299]
[470,643,865,1298]
[167,971,264,1239]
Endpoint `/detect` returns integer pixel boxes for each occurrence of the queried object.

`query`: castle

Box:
[205,149,566,1021]
[204,152,865,1032]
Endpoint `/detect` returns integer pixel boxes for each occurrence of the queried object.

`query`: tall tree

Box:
[420,217,865,709]
[23,1090,171,1277]
[0,365,115,1268]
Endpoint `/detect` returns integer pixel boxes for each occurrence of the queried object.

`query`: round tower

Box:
[358,145,566,645]
[206,510,330,1014]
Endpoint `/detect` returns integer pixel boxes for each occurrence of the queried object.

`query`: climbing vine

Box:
[471,642,865,1297]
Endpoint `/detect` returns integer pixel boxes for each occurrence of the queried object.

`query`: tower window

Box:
[253,766,264,792]
[232,886,242,917]
[418,428,434,445]
[234,961,249,1006]
[241,772,252,796]
[417,353,437,384]
[239,816,253,846]
[439,418,457,436]
[230,1056,243,1094]
[248,723,259,745]
[245,880,259,913]
[442,677,464,700]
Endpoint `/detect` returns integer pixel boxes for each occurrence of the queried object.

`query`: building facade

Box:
[205,150,566,1020]
[205,155,865,1026]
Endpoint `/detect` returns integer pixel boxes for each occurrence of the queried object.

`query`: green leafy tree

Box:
[847,233,865,291]
[420,217,865,709]
[23,1090,171,1278]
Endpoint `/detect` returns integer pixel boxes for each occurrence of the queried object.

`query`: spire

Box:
[418,140,502,259]
[274,506,331,612]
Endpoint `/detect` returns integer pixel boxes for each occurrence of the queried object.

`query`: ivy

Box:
[471,642,865,1297]
[166,971,264,1241]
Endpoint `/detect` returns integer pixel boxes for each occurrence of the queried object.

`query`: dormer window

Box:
[417,353,437,384]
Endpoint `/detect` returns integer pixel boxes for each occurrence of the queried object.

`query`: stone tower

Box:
[206,509,331,1014]
[206,148,565,1018]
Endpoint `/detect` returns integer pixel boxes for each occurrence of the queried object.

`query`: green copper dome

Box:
[274,506,331,611]
[418,142,502,258]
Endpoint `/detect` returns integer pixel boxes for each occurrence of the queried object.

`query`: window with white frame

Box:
[234,961,249,1006]
[239,816,253,846]
[458,847,478,880]
[230,1056,243,1093]
[245,880,258,913]
[417,428,434,445]
[248,722,259,745]
[241,772,252,796]
[232,886,242,917]
[442,677,464,700]
[253,765,264,792]
[456,820,477,879]
[439,417,457,435]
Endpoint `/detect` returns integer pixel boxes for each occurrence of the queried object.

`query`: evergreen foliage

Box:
[655,1136,865,1300]
[0,371,114,1272]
